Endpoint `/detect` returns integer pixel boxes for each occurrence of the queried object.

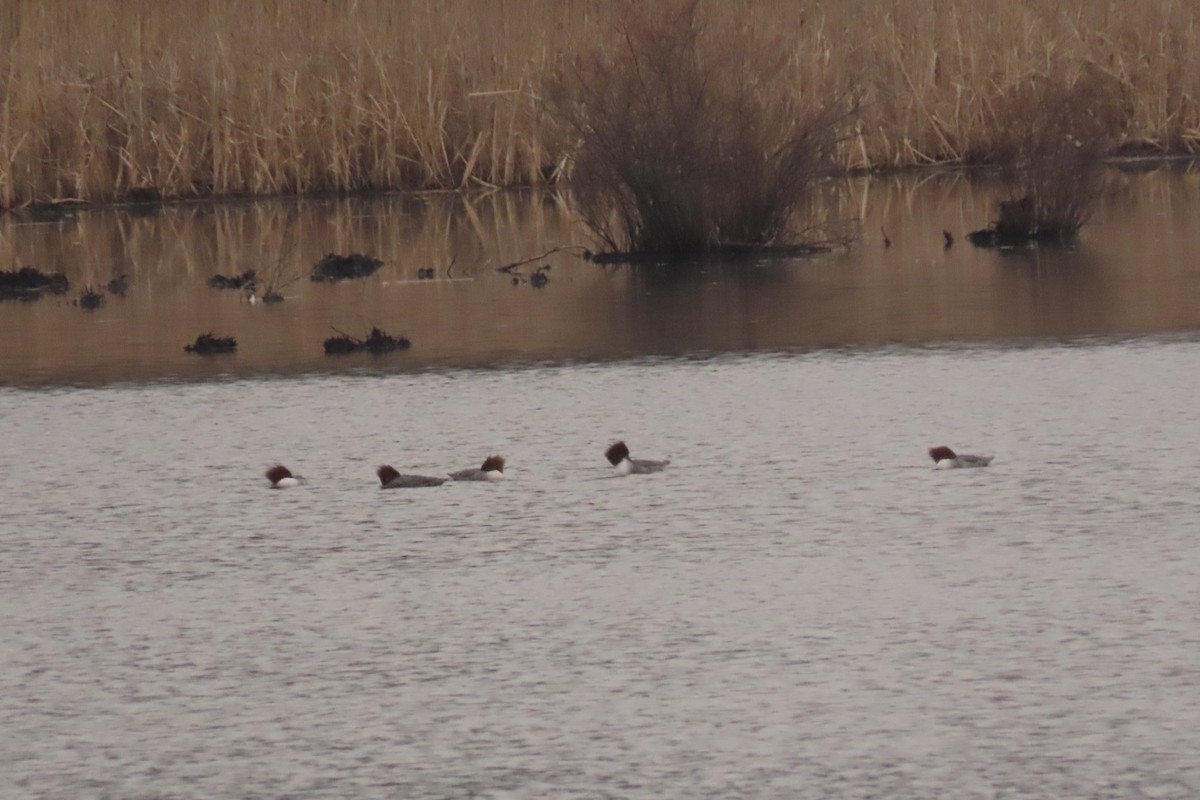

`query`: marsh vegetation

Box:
[323,327,411,355]
[77,285,104,310]
[545,2,851,254]
[310,253,385,282]
[0,266,69,301]
[184,333,237,355]
[968,68,1134,246]
[1,0,1196,214]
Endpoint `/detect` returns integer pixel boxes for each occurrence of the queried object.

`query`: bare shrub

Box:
[544,1,853,255]
[984,65,1132,239]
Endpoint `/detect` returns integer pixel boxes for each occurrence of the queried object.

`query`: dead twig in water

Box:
[494,245,580,274]
[259,257,301,303]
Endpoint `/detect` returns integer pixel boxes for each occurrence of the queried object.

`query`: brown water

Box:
[3,166,1200,387]
[3,170,1200,798]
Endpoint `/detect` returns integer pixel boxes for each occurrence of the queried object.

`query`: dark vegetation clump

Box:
[417,267,435,280]
[323,326,411,355]
[184,332,238,354]
[13,200,84,223]
[967,196,1066,248]
[208,269,256,290]
[121,186,163,205]
[0,266,69,301]
[969,67,1132,248]
[78,285,104,309]
[119,187,164,217]
[310,252,384,282]
[544,0,852,257]
[106,274,129,296]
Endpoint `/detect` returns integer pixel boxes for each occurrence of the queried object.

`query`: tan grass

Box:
[1,0,1198,209]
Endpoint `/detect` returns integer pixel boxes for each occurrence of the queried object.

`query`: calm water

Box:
[3,170,1200,798]
[2,166,1200,386]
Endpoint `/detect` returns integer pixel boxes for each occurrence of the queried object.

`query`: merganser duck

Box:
[377,464,447,489]
[265,464,305,488]
[448,455,506,481]
[928,446,993,469]
[605,441,670,476]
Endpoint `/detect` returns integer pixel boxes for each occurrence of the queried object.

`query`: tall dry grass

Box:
[0,0,578,208]
[1,0,1199,209]
[847,1,1200,167]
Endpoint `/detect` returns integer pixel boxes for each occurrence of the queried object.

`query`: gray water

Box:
[3,340,1199,798]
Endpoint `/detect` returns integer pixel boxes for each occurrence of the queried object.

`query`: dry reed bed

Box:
[1,0,1198,209]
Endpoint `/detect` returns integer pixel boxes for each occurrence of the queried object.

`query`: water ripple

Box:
[2,341,1200,797]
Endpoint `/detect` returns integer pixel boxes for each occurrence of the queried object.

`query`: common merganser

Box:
[377,464,447,489]
[929,446,993,469]
[265,464,305,488]
[449,455,506,481]
[605,441,670,476]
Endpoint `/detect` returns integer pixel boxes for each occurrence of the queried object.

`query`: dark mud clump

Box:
[184,332,238,354]
[311,253,384,282]
[78,285,105,309]
[323,326,411,355]
[207,270,256,290]
[0,266,70,301]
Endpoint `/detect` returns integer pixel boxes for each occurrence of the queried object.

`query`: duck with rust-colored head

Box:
[377,464,448,489]
[928,446,993,469]
[449,455,506,481]
[265,464,306,488]
[605,441,670,476]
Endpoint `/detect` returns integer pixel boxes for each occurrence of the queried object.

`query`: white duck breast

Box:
[449,455,506,481]
[265,464,306,488]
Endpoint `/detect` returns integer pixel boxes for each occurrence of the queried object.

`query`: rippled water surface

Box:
[3,340,1200,798]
